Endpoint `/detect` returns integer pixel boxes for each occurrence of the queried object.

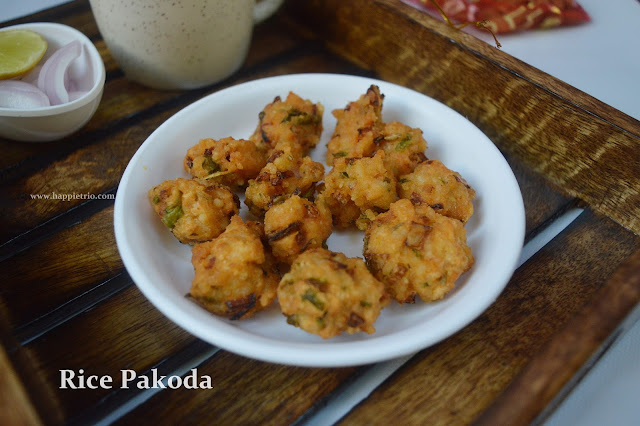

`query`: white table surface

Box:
[3,1,640,425]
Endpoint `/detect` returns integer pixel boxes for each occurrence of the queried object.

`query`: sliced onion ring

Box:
[67,91,87,102]
[0,80,51,109]
[37,40,82,106]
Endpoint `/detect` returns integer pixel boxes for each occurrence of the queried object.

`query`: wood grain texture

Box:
[0,345,42,426]
[499,150,574,240]
[0,1,94,33]
[476,248,640,426]
[22,285,199,423]
[339,209,640,425]
[0,315,60,426]
[0,49,363,244]
[0,206,120,330]
[283,0,640,236]
[116,351,358,426]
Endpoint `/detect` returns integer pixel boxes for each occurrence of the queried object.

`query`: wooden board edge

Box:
[473,246,640,425]
[280,0,640,237]
[283,0,640,137]
[0,344,43,426]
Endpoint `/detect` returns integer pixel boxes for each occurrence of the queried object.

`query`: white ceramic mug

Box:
[89,0,284,90]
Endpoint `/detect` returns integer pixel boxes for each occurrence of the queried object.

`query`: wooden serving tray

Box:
[1,1,639,424]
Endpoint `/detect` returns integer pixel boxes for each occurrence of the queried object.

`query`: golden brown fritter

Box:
[244,147,325,217]
[263,195,332,264]
[322,150,397,229]
[377,121,428,178]
[184,137,267,189]
[363,199,474,304]
[398,159,475,223]
[148,178,239,244]
[190,216,280,320]
[277,248,389,338]
[326,85,384,165]
[249,92,324,158]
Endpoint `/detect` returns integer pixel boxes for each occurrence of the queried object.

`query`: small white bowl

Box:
[0,22,106,142]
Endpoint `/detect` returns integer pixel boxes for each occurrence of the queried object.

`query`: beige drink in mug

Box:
[89,0,283,90]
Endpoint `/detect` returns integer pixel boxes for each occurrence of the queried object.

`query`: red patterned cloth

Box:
[403,0,590,33]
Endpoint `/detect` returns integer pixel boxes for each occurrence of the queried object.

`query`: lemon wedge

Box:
[0,29,48,80]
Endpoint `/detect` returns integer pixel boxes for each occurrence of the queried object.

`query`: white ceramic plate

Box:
[114,73,525,367]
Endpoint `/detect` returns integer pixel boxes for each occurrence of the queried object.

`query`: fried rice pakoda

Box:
[148,178,240,244]
[322,150,397,229]
[278,248,389,338]
[364,199,474,304]
[250,92,324,158]
[184,137,267,189]
[244,147,325,217]
[190,215,280,320]
[377,121,428,178]
[263,194,332,264]
[326,84,384,165]
[398,159,475,223]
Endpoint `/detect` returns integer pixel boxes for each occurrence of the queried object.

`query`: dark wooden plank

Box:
[69,339,216,425]
[0,49,366,245]
[0,344,42,425]
[476,248,640,426]
[283,0,640,236]
[500,150,574,240]
[0,1,92,30]
[0,206,121,331]
[338,209,640,425]
[116,351,357,426]
[284,0,640,137]
[0,188,115,263]
[15,273,131,346]
[0,312,62,425]
[21,285,198,423]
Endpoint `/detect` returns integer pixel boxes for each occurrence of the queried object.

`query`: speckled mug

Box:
[89,0,283,90]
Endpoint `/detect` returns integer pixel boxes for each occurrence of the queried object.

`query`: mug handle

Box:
[253,0,284,24]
